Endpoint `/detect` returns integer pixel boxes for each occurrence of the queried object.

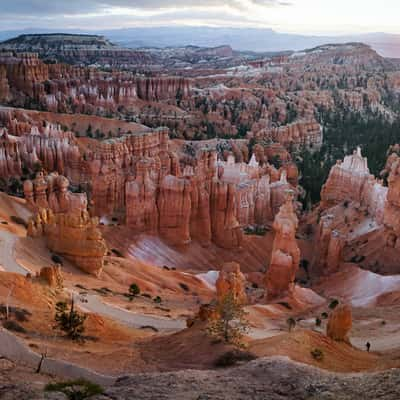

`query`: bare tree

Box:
[36,350,47,374]
[5,284,15,320]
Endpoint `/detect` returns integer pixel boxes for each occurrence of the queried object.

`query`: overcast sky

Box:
[1,0,400,35]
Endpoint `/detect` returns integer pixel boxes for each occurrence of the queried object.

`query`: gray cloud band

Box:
[1,0,289,16]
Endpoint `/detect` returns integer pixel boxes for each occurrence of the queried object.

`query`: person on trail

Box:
[366,342,371,352]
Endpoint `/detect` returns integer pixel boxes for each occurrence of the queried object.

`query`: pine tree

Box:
[54,298,86,341]
[207,291,249,345]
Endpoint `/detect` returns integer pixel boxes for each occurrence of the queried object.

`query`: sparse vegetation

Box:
[244,226,267,236]
[54,299,86,342]
[51,254,63,265]
[128,283,141,300]
[329,299,339,310]
[45,379,103,400]
[2,319,27,333]
[207,291,249,345]
[179,282,190,292]
[214,350,256,368]
[311,348,324,361]
[315,317,322,327]
[153,296,162,304]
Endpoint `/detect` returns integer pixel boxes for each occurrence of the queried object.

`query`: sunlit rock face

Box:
[28,209,107,276]
[315,148,400,274]
[38,265,63,288]
[24,172,87,215]
[210,180,243,249]
[312,214,344,276]
[0,106,300,250]
[384,153,400,236]
[158,175,192,245]
[327,304,352,343]
[125,159,159,233]
[320,147,371,210]
[265,194,300,299]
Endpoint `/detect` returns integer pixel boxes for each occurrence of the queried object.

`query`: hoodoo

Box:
[265,193,300,299]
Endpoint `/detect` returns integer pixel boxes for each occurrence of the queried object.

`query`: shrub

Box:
[3,320,26,333]
[311,348,324,361]
[214,350,256,368]
[329,299,339,310]
[128,283,140,299]
[179,283,190,292]
[45,379,103,400]
[315,317,322,327]
[321,312,328,319]
[51,254,63,265]
[153,296,162,304]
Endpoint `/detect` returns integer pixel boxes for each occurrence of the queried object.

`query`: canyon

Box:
[0,35,400,400]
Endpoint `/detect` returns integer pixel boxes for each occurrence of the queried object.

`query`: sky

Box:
[1,0,400,35]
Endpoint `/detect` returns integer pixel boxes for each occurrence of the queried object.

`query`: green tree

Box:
[54,298,86,341]
[128,283,140,300]
[207,291,249,345]
[329,299,339,310]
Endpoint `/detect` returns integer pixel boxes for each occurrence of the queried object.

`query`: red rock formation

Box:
[125,159,159,233]
[158,175,192,245]
[1,108,297,250]
[312,214,344,276]
[265,194,300,299]
[0,52,191,113]
[216,262,247,304]
[326,304,352,342]
[28,209,107,276]
[24,172,87,214]
[210,180,243,249]
[251,119,322,150]
[38,265,63,287]
[320,147,371,209]
[384,153,400,236]
[321,147,387,221]
[187,151,216,246]
[0,65,10,102]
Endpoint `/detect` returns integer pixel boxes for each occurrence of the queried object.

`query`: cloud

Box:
[0,0,291,30]
[1,0,288,15]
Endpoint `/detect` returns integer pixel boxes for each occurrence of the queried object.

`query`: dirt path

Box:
[0,327,115,385]
[73,290,186,332]
[0,231,29,275]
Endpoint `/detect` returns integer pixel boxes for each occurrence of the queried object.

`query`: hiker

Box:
[366,342,371,352]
